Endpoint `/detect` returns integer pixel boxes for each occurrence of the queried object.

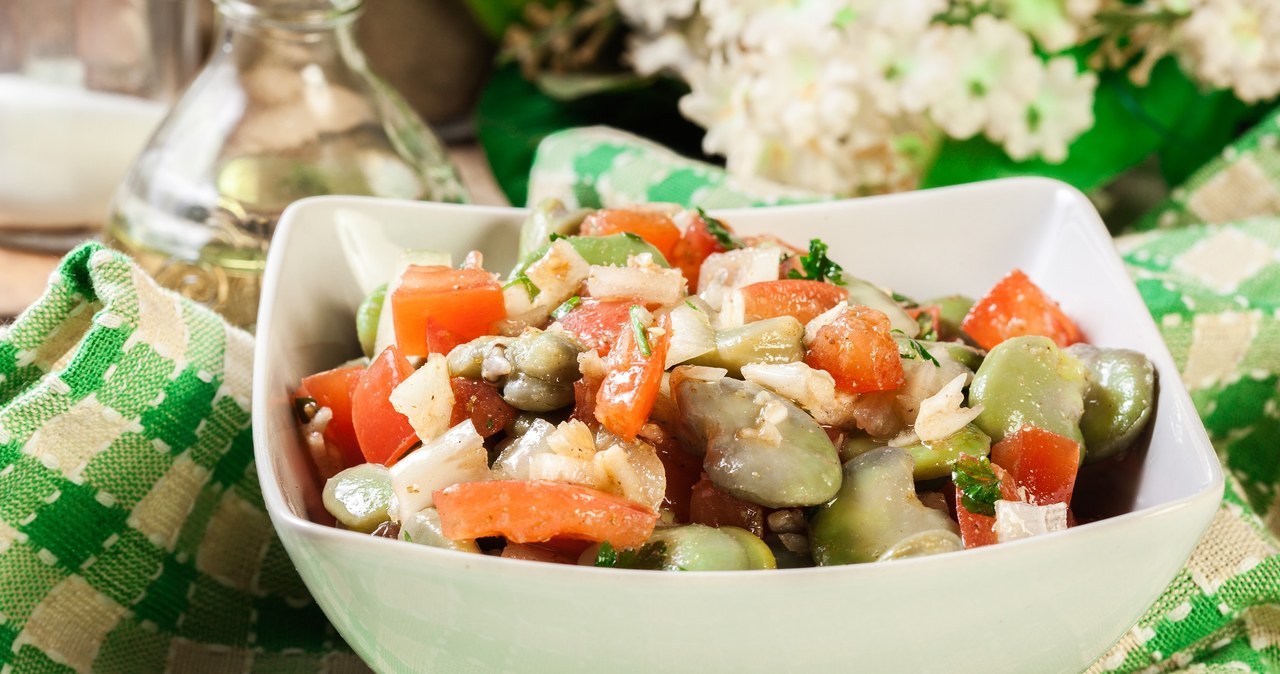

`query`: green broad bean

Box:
[399,507,480,553]
[1067,344,1156,463]
[446,336,508,379]
[844,275,920,337]
[503,330,584,412]
[674,373,841,508]
[646,525,776,571]
[809,447,961,566]
[896,424,991,480]
[970,335,1088,448]
[513,234,670,278]
[687,316,805,377]
[922,340,985,371]
[356,283,386,359]
[517,198,589,262]
[323,463,394,533]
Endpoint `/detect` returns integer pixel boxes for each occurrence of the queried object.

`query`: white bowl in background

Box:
[253,178,1222,674]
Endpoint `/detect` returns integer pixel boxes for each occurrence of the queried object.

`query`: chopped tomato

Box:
[579,209,681,261]
[907,305,941,339]
[298,365,364,469]
[391,265,505,357]
[434,480,658,548]
[571,372,603,427]
[961,269,1083,351]
[740,279,849,324]
[449,377,516,438]
[689,476,765,537]
[990,425,1082,506]
[804,305,904,394]
[594,312,672,441]
[652,432,701,522]
[500,541,585,565]
[955,460,1019,549]
[669,210,730,287]
[351,346,418,466]
[553,297,642,357]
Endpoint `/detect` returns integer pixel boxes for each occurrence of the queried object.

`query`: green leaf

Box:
[786,238,847,285]
[696,207,742,249]
[923,57,1201,194]
[953,456,1003,517]
[551,295,581,320]
[595,540,668,569]
[630,305,652,357]
[503,275,540,300]
[476,65,705,205]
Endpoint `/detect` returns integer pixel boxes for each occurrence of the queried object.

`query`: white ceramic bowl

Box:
[253,178,1223,674]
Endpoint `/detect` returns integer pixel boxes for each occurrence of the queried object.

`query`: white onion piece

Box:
[586,264,685,305]
[505,240,591,324]
[492,419,556,479]
[388,353,454,444]
[740,361,857,427]
[994,500,1068,543]
[908,371,981,441]
[665,302,716,368]
[390,420,489,516]
[804,302,849,346]
[697,247,780,310]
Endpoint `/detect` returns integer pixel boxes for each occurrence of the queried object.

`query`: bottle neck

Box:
[211,0,367,69]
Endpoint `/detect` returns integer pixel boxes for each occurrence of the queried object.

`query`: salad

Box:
[292,201,1155,571]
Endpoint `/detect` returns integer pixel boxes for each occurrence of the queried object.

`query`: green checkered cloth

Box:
[528,117,1280,673]
[0,245,362,673]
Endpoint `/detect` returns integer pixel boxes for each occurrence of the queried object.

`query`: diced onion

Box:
[994,500,1068,543]
[390,420,489,517]
[740,361,857,427]
[505,240,591,325]
[697,248,780,304]
[804,302,849,346]
[388,353,454,444]
[492,418,556,479]
[665,302,716,368]
[586,264,686,306]
[912,373,983,442]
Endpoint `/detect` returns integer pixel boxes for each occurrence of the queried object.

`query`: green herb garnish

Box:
[630,305,652,357]
[915,312,938,341]
[402,530,413,543]
[892,329,940,367]
[684,300,700,312]
[786,238,847,285]
[503,276,540,301]
[697,207,741,250]
[549,232,567,242]
[552,295,582,320]
[953,456,1003,517]
[595,540,669,569]
[891,291,918,308]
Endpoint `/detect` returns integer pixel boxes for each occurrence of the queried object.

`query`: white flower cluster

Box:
[1173,0,1280,103]
[617,0,1099,195]
[613,0,1280,196]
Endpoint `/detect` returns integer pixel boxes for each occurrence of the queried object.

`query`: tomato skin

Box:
[594,312,672,441]
[434,480,659,548]
[689,476,765,537]
[961,269,1083,351]
[669,211,729,287]
[955,461,1019,549]
[351,346,419,466]
[804,305,904,394]
[391,265,505,357]
[740,280,849,325]
[990,425,1081,506]
[298,365,364,468]
[553,298,642,357]
[580,209,681,261]
[652,432,701,522]
[449,377,516,439]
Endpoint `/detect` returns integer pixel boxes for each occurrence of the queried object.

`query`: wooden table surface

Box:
[0,144,508,320]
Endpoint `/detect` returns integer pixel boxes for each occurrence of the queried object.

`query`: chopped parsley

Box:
[630,305,652,357]
[953,456,1004,517]
[402,530,413,543]
[595,540,669,569]
[891,291,918,308]
[786,238,847,286]
[915,312,938,341]
[503,276,540,301]
[549,232,567,242]
[697,207,742,250]
[893,329,940,367]
[684,300,700,312]
[551,295,581,320]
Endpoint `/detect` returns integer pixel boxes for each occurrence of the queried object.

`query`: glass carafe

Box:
[105,0,466,328]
